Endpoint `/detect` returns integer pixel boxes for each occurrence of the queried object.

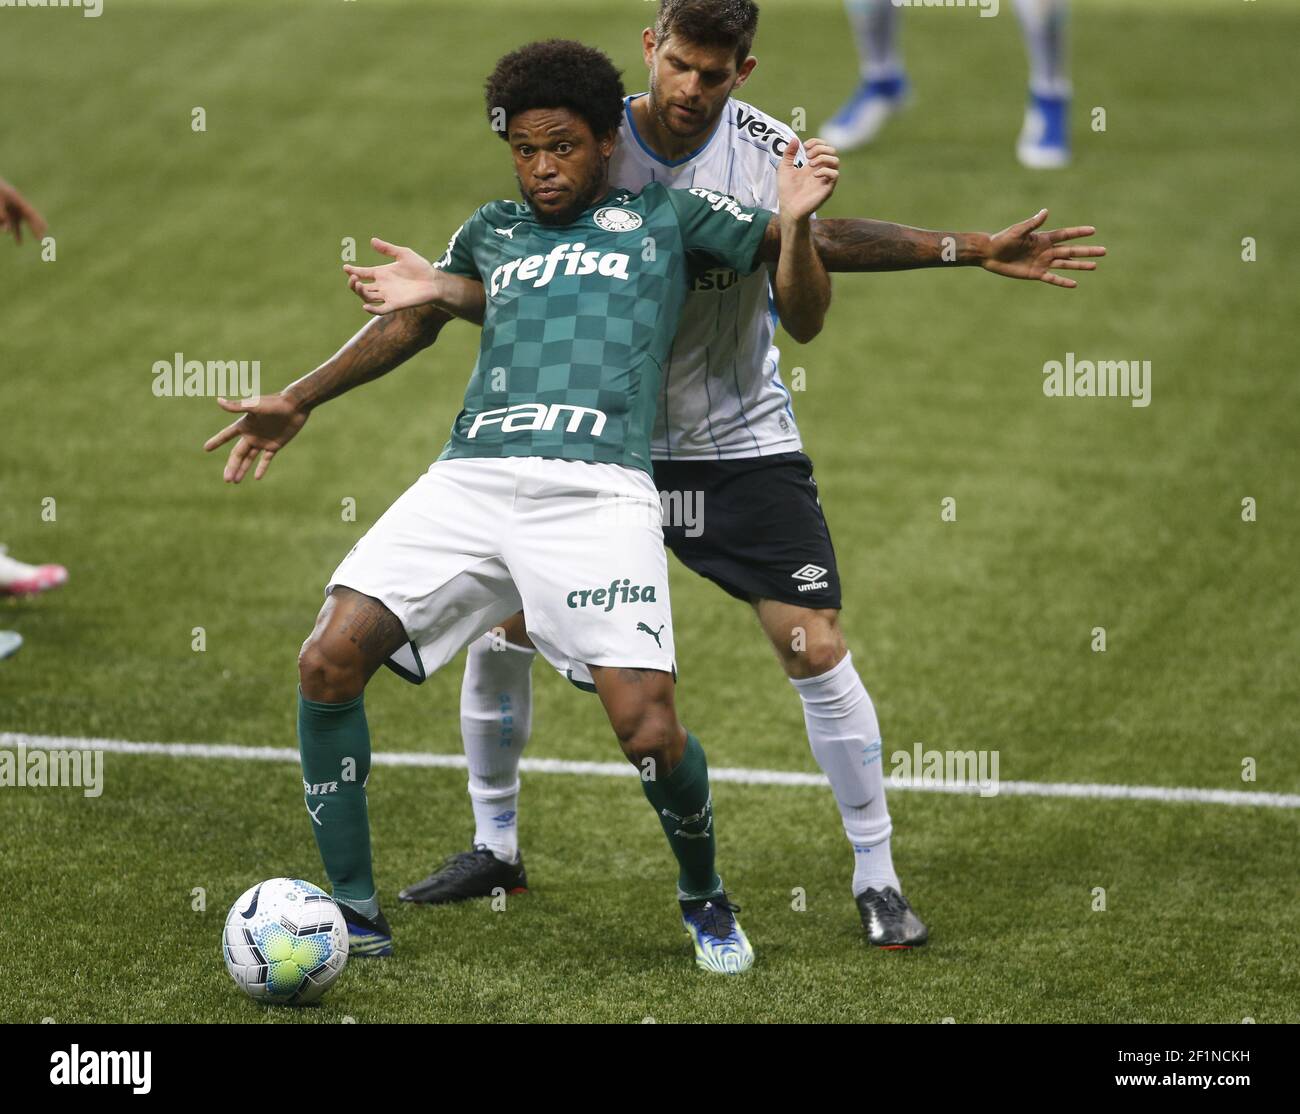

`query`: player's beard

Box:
[647,69,717,141]
[522,150,611,226]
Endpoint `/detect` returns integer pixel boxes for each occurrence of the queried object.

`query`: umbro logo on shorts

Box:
[566,578,659,611]
[792,564,830,592]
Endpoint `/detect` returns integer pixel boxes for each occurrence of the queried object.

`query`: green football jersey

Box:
[434,182,774,474]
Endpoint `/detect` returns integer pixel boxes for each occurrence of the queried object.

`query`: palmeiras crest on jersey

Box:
[593,206,643,233]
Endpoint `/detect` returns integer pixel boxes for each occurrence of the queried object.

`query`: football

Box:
[222,878,349,1005]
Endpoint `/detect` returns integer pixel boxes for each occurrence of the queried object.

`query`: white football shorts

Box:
[327,456,676,690]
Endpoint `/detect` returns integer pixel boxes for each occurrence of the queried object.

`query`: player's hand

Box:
[0,179,48,245]
[982,209,1106,289]
[777,137,839,224]
[203,391,310,483]
[344,238,442,315]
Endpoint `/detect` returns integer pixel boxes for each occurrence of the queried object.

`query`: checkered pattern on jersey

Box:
[460,272,674,467]
[435,185,770,475]
[439,192,687,474]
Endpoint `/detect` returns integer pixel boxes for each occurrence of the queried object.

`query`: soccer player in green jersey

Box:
[345,6,1103,954]
[206,14,1104,964]
[207,38,838,974]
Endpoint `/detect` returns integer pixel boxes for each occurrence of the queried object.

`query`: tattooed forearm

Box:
[810,219,988,273]
[284,304,453,411]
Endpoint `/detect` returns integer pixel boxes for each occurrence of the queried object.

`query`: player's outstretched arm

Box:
[770,138,838,343]
[808,209,1105,288]
[345,238,487,323]
[202,303,451,483]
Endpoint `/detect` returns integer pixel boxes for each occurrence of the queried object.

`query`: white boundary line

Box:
[3,732,1297,809]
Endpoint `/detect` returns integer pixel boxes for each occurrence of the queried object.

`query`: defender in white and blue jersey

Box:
[612,92,806,462]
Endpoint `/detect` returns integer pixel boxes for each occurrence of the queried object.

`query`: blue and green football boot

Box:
[339,902,393,958]
[680,894,754,975]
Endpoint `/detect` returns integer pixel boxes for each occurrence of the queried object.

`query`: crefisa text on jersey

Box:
[686,188,756,222]
[489,242,631,296]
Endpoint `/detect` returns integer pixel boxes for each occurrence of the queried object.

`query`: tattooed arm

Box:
[283,304,453,410]
[810,219,987,271]
[202,304,453,483]
[761,210,1105,287]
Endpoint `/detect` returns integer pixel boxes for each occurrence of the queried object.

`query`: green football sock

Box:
[297,689,376,911]
[641,731,722,900]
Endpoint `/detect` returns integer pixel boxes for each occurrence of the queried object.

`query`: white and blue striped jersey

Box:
[610,94,804,461]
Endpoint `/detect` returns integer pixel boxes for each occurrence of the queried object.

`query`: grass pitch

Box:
[1,0,1297,1023]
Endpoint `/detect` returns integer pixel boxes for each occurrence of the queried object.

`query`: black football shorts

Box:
[651,451,842,610]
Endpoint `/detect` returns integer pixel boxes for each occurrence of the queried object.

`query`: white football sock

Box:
[845,0,904,81]
[461,631,534,863]
[1013,0,1070,97]
[790,651,900,896]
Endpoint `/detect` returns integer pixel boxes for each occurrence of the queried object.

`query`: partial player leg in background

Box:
[820,0,909,151]
[399,610,536,905]
[655,449,927,948]
[755,600,927,949]
[0,544,68,596]
[0,544,68,662]
[1013,0,1071,168]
